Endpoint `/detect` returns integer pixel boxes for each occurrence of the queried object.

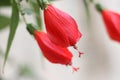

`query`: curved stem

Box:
[37,0,44,9]
[83,0,91,23]
[37,0,43,9]
[22,15,27,24]
[37,0,49,9]
[17,2,28,25]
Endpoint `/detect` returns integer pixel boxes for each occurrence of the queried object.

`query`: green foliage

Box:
[0,0,11,6]
[0,15,10,30]
[3,0,19,70]
[1,0,58,73]
[29,0,42,30]
[83,0,91,24]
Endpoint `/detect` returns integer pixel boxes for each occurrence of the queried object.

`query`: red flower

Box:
[102,10,120,42]
[44,5,82,47]
[96,4,120,42]
[34,31,73,65]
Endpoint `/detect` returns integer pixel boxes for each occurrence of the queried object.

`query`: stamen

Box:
[72,66,79,73]
[73,45,84,57]
[67,60,79,73]
[78,51,84,57]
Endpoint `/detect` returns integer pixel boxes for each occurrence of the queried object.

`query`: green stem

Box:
[37,0,49,10]
[22,15,27,24]
[95,3,104,12]
[89,0,104,12]
[27,24,36,35]
[37,0,43,9]
[17,2,28,24]
[83,0,91,23]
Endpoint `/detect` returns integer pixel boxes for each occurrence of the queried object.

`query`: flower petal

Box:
[44,5,82,47]
[34,31,73,65]
[102,10,120,42]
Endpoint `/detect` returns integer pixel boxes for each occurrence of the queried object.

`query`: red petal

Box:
[34,31,73,65]
[44,5,82,47]
[102,10,120,42]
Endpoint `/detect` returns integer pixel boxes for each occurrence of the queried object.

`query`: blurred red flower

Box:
[102,10,120,42]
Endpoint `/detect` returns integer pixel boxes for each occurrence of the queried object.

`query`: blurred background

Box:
[1,0,120,80]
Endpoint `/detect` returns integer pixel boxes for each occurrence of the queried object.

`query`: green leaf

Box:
[3,0,19,71]
[83,0,91,24]
[0,15,10,30]
[29,0,42,30]
[0,0,11,6]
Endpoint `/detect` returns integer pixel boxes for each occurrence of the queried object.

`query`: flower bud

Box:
[44,5,82,47]
[34,31,73,65]
[96,4,120,42]
[102,10,120,42]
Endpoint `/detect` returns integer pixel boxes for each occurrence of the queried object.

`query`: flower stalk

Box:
[95,3,104,12]
[27,24,36,35]
[17,1,28,24]
[36,0,49,10]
